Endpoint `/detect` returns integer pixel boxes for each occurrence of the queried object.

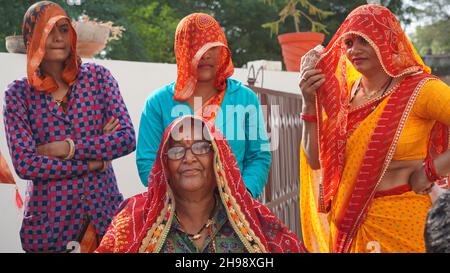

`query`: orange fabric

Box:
[80,222,100,253]
[0,152,15,184]
[349,192,431,253]
[328,93,391,251]
[22,1,80,93]
[195,90,226,123]
[299,146,330,253]
[174,13,234,101]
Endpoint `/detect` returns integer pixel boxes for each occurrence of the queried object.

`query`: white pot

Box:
[73,21,111,58]
[5,35,26,54]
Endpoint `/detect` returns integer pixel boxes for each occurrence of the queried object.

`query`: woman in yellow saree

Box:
[299,4,450,253]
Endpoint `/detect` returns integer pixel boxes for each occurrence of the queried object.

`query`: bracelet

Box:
[63,138,75,160]
[100,161,109,172]
[300,113,318,123]
[424,157,445,182]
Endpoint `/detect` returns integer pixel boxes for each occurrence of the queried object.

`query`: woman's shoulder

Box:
[145,82,176,105]
[4,78,31,99]
[225,78,260,104]
[411,77,450,120]
[79,62,108,72]
[78,62,114,79]
[415,78,450,105]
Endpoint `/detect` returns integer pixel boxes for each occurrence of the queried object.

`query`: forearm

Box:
[11,152,90,181]
[301,103,320,169]
[73,129,136,161]
[434,149,450,178]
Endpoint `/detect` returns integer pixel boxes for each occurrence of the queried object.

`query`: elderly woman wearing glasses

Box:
[96,116,306,253]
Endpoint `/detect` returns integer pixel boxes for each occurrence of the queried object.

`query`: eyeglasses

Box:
[166,141,212,160]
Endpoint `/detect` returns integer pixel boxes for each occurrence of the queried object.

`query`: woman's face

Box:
[197,47,220,83]
[167,121,216,195]
[43,19,71,63]
[344,34,382,75]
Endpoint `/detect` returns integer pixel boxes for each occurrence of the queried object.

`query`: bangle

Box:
[300,113,317,123]
[63,138,75,160]
[424,157,445,182]
[100,161,109,172]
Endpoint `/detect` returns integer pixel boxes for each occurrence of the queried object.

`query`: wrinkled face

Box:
[43,18,71,63]
[197,47,220,83]
[344,34,383,75]
[167,120,216,195]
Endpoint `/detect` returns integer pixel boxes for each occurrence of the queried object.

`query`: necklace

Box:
[175,196,217,241]
[53,86,71,106]
[350,77,393,103]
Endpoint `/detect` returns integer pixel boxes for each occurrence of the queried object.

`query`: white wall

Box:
[0,52,300,252]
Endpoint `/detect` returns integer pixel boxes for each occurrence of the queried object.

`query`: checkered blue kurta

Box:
[2,63,136,252]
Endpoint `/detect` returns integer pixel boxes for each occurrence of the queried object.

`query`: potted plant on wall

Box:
[262,0,333,72]
[73,15,125,58]
[5,15,125,59]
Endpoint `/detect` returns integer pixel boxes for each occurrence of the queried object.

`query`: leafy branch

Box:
[262,0,333,36]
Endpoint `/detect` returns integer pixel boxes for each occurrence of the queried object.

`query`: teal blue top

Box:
[136,78,271,198]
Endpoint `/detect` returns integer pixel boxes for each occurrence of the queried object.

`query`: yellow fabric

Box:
[299,147,330,253]
[349,192,431,253]
[394,79,450,160]
[329,96,390,247]
[299,97,389,252]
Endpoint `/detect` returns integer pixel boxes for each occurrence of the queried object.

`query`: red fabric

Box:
[96,116,306,253]
[374,184,411,198]
[173,13,234,101]
[22,1,80,93]
[300,113,318,123]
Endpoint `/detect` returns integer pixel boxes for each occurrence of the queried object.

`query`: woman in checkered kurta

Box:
[2,1,136,252]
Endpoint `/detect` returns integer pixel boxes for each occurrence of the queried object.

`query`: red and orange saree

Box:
[300,4,450,253]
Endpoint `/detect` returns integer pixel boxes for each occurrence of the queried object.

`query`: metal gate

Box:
[248,85,303,239]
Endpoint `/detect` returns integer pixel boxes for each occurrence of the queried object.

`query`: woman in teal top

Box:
[136,13,271,198]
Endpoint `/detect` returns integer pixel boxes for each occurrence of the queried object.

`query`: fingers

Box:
[309,76,326,90]
[103,117,120,134]
[300,69,322,83]
[299,69,325,97]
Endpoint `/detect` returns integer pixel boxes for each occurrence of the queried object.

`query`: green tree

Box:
[61,0,179,62]
[0,0,36,52]
[0,0,428,66]
[406,0,450,55]
[163,0,284,67]
[0,0,179,62]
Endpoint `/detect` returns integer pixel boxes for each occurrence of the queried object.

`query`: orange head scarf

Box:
[173,13,234,101]
[22,1,80,93]
[308,4,432,211]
